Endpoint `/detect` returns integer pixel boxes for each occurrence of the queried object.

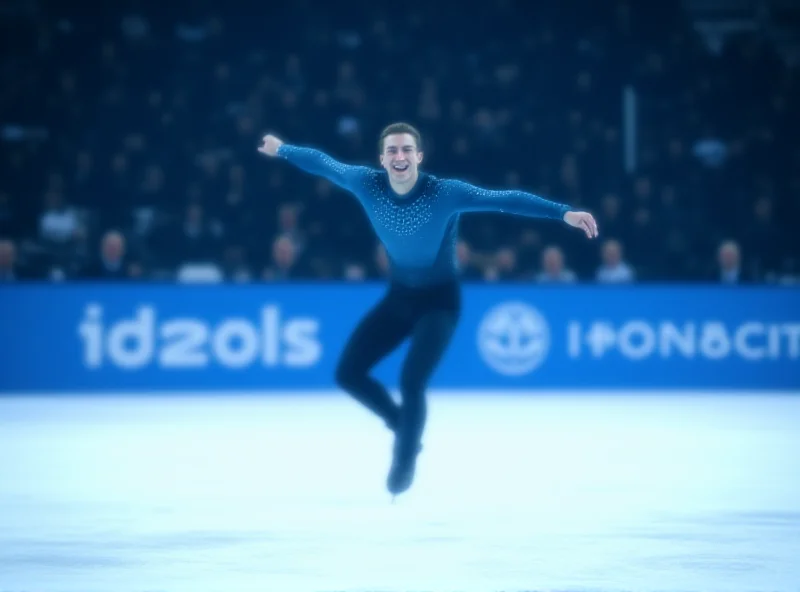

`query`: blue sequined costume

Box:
[278,144,572,287]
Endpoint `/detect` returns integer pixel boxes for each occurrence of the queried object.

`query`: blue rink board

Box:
[0,283,798,392]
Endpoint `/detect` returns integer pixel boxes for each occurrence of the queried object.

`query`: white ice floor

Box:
[1,392,799,592]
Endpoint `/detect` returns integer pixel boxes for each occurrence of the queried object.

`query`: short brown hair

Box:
[378,122,423,153]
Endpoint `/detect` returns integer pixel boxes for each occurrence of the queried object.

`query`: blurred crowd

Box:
[1,0,798,284]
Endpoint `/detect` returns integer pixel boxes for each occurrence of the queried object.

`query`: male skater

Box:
[258,123,598,495]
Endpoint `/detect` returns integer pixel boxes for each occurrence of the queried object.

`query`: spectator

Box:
[484,247,518,282]
[343,263,367,281]
[277,203,305,255]
[716,240,753,284]
[596,239,635,284]
[456,241,483,280]
[536,246,578,284]
[373,243,390,278]
[263,235,303,280]
[80,231,136,280]
[0,239,18,281]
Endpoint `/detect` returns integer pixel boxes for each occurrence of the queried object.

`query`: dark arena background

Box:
[1,0,799,591]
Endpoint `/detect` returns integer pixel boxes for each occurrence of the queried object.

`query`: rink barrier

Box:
[0,283,798,392]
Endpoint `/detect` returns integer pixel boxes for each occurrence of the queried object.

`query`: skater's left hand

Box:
[564,211,599,239]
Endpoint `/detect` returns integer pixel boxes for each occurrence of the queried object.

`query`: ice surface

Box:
[1,392,798,592]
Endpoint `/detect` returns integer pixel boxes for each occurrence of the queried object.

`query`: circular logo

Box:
[477,301,550,376]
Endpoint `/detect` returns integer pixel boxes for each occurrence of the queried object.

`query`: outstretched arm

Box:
[258,134,370,193]
[444,179,599,239]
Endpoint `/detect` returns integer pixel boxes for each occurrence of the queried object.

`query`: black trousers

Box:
[335,280,461,446]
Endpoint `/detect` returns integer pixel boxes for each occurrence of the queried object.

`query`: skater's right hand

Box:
[258,134,284,157]
[563,210,599,239]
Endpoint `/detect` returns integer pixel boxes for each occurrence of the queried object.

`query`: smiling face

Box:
[379,132,423,188]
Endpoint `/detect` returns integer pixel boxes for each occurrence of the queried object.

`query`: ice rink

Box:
[1,392,799,592]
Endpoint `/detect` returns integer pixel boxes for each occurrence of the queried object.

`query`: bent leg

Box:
[335,294,411,430]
